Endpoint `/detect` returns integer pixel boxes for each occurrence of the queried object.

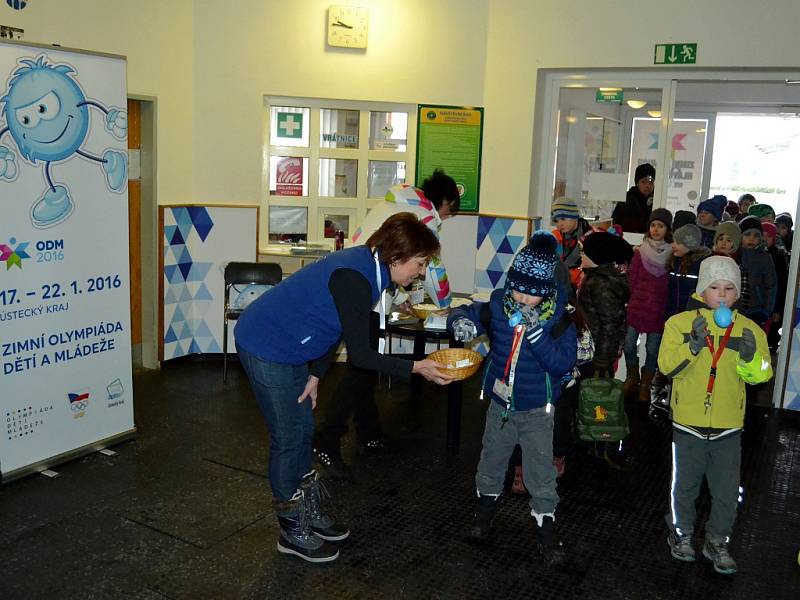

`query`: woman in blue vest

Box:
[234,212,453,564]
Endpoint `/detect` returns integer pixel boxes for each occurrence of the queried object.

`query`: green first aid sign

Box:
[654,43,697,64]
[277,112,303,138]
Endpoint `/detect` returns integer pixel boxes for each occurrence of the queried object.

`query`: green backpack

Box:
[577,377,630,442]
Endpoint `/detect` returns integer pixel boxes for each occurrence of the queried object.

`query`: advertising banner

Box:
[162,206,258,360]
[416,105,483,213]
[0,43,133,480]
[629,117,708,214]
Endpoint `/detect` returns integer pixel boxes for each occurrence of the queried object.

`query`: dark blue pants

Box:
[236,344,314,504]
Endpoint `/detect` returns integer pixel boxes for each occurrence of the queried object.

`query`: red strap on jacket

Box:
[503,325,525,383]
[702,320,735,411]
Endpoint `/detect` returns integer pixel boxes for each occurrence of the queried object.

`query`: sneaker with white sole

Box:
[275,490,339,563]
[702,538,737,575]
[667,530,696,562]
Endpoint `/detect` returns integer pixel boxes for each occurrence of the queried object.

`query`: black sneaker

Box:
[357,438,389,457]
[312,444,354,481]
[276,491,339,563]
[300,470,350,542]
[276,526,339,563]
[534,515,566,566]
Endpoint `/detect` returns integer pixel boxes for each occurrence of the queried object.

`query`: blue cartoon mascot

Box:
[0,55,127,228]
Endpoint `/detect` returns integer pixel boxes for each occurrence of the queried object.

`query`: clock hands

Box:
[333,19,353,29]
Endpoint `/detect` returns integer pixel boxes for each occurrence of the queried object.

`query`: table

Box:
[385,320,465,449]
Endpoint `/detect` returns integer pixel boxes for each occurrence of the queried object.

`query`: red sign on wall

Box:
[275,157,303,196]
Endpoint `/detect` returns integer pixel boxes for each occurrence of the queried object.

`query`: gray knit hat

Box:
[673,224,702,250]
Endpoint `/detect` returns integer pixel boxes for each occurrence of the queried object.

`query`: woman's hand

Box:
[297,375,320,408]
[412,359,455,385]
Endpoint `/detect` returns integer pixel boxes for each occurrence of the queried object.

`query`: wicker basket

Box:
[411,303,450,320]
[427,348,484,381]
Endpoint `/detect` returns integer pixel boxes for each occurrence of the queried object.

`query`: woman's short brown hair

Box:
[365,212,440,265]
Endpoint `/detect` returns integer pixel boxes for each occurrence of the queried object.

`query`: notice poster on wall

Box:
[416,105,483,213]
[629,118,708,214]
[0,42,133,481]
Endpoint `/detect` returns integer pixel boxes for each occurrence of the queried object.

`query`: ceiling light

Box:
[566,115,577,124]
[647,110,662,118]
[598,87,622,92]
[626,99,647,109]
[696,128,706,133]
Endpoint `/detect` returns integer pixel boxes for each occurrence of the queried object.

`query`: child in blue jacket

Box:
[447,231,577,565]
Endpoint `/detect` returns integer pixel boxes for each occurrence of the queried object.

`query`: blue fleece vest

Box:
[234,246,389,365]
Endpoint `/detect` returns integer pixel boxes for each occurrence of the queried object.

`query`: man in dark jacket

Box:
[613,163,655,233]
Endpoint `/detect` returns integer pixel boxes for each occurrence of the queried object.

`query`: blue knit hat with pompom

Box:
[506,231,559,296]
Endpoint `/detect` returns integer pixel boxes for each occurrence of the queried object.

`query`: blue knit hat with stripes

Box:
[506,231,558,296]
[551,198,580,222]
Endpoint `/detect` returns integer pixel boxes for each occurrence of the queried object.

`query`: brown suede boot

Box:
[623,363,640,400]
[639,368,656,402]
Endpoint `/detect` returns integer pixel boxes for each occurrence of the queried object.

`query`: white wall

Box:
[189,0,488,212]
[482,0,800,217]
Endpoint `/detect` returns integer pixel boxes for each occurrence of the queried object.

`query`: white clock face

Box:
[327,5,369,49]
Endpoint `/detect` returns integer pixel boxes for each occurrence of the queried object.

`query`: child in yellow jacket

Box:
[658,255,772,575]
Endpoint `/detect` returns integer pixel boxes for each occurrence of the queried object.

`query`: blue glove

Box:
[526,323,544,346]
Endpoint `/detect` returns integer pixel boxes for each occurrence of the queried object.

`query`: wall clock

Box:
[327,5,369,49]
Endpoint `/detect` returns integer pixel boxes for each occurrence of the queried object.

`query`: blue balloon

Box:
[713,301,733,328]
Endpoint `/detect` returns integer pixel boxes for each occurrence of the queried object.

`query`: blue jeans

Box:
[236,344,314,503]
[623,326,662,372]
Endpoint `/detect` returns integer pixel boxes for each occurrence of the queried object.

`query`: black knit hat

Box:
[739,215,763,235]
[506,231,558,296]
[648,208,673,230]
[582,231,634,266]
[634,163,656,183]
[776,212,794,229]
[672,210,696,231]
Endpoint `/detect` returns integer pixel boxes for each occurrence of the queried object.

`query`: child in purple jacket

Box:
[623,208,673,401]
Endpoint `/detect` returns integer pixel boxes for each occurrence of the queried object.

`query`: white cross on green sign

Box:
[277,112,303,138]
[654,43,697,65]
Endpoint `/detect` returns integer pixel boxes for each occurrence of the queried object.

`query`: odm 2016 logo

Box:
[0,237,30,270]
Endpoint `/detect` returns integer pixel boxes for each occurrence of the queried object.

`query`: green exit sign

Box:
[655,43,697,64]
[596,89,623,103]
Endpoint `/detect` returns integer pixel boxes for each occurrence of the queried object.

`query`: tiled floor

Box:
[1,357,799,599]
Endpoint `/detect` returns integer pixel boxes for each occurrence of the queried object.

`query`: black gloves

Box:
[739,328,756,363]
[689,315,708,355]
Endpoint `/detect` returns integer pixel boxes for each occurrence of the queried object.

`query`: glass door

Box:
[538,77,674,235]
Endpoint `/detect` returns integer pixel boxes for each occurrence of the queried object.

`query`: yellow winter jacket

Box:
[658,295,772,435]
